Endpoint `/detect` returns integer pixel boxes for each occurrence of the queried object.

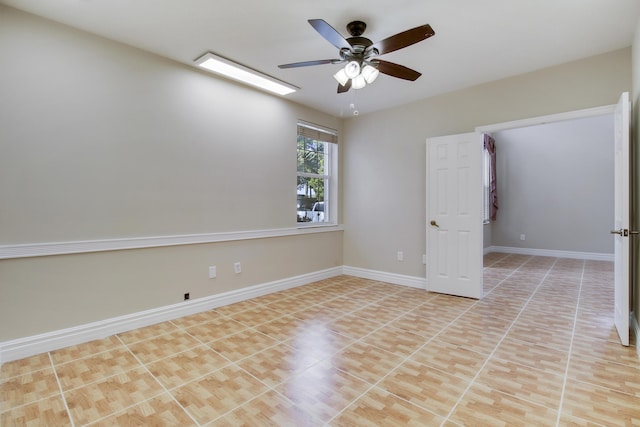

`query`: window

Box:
[296,122,337,224]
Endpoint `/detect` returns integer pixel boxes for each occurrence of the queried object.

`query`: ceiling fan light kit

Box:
[279,19,435,93]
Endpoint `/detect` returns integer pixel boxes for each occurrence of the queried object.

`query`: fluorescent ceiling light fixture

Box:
[195,52,297,96]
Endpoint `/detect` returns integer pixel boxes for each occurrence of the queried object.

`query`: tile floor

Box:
[2,253,639,426]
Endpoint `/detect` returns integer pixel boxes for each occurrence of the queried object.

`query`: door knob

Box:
[430,220,439,228]
[610,229,623,236]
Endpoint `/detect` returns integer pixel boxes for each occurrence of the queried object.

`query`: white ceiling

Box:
[3,0,640,117]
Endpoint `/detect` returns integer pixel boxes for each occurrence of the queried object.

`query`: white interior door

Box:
[612,91,630,346]
[426,133,483,299]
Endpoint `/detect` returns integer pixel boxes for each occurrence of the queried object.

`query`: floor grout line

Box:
[48,352,76,427]
[443,255,560,424]
[325,254,537,425]
[554,259,586,427]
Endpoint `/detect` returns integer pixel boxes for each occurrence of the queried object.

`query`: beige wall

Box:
[0,6,342,341]
[342,48,631,277]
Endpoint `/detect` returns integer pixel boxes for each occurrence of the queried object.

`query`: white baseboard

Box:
[0,267,342,364]
[342,266,426,289]
[486,246,614,261]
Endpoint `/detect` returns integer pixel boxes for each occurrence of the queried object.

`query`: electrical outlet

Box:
[234,262,242,274]
[184,293,190,300]
[520,234,526,241]
[208,266,217,278]
[422,254,427,264]
[397,251,404,261]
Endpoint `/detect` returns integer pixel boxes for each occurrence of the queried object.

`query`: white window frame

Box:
[296,121,338,226]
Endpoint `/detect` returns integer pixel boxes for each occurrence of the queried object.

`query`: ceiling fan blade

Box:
[337,79,352,93]
[308,19,352,50]
[278,59,342,69]
[368,24,435,56]
[374,60,422,81]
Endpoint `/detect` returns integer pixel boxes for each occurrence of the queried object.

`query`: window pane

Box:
[297,176,327,223]
[297,137,326,175]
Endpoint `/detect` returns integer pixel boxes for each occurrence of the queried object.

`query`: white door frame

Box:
[476,102,631,346]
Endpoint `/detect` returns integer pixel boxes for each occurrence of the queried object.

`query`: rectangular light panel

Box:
[195,52,297,96]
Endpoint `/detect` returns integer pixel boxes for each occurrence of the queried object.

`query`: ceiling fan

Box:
[278,19,435,93]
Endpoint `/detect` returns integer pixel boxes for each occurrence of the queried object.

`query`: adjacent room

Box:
[2,1,640,425]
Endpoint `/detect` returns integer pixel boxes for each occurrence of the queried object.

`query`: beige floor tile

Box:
[289,305,344,324]
[507,321,573,352]
[437,323,504,355]
[208,329,279,362]
[169,309,222,329]
[492,337,568,374]
[379,359,470,417]
[0,394,72,426]
[360,325,426,357]
[173,365,269,425]
[0,353,51,381]
[117,321,180,345]
[127,330,201,364]
[319,295,372,313]
[393,287,438,302]
[557,413,611,426]
[561,379,640,426]
[327,313,383,339]
[237,342,321,387]
[227,306,286,328]
[475,359,564,409]
[375,294,428,312]
[328,342,405,384]
[90,393,197,426]
[571,335,640,369]
[50,335,123,365]
[330,387,444,426]
[146,345,229,389]
[567,353,640,397]
[266,297,315,315]
[55,347,142,391]
[0,368,60,411]
[211,390,320,427]
[351,304,404,324]
[465,302,520,322]
[185,317,249,343]
[449,383,558,426]
[255,315,311,341]
[64,367,164,425]
[489,284,537,300]
[213,299,260,316]
[290,289,338,307]
[410,339,487,380]
[284,325,355,359]
[478,294,527,312]
[342,288,391,304]
[409,301,468,324]
[276,362,371,423]
[454,310,514,335]
[574,317,620,342]
[389,312,448,338]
